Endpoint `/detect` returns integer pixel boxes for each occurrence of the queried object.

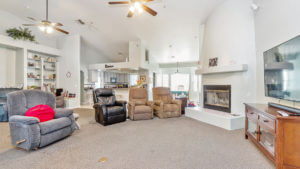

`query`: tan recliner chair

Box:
[128,88,153,121]
[152,87,182,118]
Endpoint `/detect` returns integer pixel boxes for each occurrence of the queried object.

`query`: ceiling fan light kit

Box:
[109,0,157,17]
[23,0,69,34]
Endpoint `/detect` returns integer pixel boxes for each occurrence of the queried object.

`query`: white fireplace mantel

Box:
[195,64,248,75]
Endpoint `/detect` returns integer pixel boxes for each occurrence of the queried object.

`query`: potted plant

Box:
[6,27,36,42]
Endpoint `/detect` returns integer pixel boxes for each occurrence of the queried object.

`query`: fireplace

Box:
[203,85,231,113]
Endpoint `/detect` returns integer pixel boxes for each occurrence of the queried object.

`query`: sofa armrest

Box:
[9,115,40,125]
[9,115,41,151]
[54,108,73,118]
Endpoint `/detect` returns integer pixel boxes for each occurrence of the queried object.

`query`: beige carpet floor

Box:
[0,108,274,169]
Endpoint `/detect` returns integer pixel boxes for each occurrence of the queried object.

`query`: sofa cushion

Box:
[39,117,71,135]
[135,106,152,114]
[163,104,178,112]
[25,104,55,122]
[107,106,123,116]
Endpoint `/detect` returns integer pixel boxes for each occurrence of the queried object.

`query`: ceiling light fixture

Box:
[23,0,69,34]
[38,25,53,34]
[108,0,157,18]
[129,1,144,14]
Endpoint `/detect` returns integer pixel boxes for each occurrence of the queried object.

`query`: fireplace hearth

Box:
[203,85,231,113]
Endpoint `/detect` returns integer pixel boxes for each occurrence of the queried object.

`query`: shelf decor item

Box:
[6,27,36,42]
[209,57,218,67]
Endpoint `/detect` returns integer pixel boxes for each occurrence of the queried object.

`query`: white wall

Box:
[57,35,81,107]
[254,0,300,108]
[0,10,58,48]
[80,40,111,85]
[80,40,111,67]
[201,0,257,115]
[0,46,16,87]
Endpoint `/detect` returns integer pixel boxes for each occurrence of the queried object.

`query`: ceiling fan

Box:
[108,0,157,18]
[23,0,68,34]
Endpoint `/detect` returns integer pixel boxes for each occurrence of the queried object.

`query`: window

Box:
[156,73,162,87]
[129,74,139,86]
[155,73,169,87]
[171,73,189,91]
[162,74,169,87]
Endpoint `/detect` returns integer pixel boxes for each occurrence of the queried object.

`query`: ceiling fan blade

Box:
[127,11,134,18]
[108,1,129,5]
[27,17,38,21]
[52,22,63,26]
[53,27,69,34]
[23,24,41,26]
[142,4,157,16]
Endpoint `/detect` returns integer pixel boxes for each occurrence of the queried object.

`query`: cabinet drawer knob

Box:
[263,120,269,123]
[250,112,254,115]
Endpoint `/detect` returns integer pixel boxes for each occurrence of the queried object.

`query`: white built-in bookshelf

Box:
[0,34,60,92]
[27,52,58,92]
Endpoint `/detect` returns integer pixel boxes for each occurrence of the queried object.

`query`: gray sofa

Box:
[7,90,76,151]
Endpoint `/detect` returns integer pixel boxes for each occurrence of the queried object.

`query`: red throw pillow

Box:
[25,105,55,123]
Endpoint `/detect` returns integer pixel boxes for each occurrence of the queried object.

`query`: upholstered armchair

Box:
[152,87,182,118]
[7,90,76,151]
[93,88,127,126]
[128,88,153,121]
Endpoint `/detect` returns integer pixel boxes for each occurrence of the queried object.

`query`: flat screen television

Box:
[264,35,300,102]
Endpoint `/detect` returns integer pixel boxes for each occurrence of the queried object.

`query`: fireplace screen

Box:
[203,85,231,113]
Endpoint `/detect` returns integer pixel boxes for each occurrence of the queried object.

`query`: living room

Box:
[0,0,300,169]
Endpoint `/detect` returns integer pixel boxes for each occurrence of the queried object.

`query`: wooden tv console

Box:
[245,103,300,169]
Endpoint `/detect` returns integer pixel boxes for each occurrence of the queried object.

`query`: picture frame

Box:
[209,57,218,67]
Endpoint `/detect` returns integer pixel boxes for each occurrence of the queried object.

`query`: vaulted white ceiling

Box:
[0,0,223,63]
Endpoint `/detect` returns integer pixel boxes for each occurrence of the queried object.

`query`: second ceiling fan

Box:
[109,0,157,17]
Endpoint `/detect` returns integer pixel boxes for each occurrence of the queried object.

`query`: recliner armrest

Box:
[54,108,73,118]
[93,103,106,109]
[154,100,163,106]
[146,101,153,107]
[128,101,135,107]
[115,100,127,107]
[171,100,182,106]
[9,115,40,125]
